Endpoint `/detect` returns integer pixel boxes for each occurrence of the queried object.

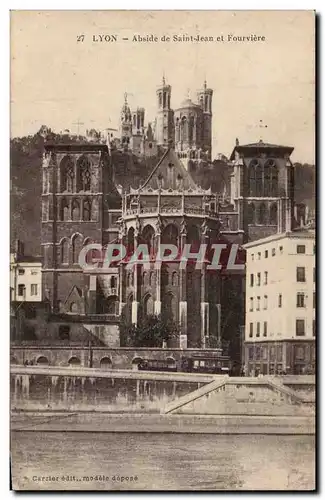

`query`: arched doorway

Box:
[68,356,81,367]
[100,357,112,370]
[36,356,49,366]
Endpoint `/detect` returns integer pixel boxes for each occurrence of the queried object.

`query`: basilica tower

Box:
[155,77,174,147]
[197,80,213,161]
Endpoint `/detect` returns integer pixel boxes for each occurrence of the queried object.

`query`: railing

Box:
[49,313,120,323]
[124,207,219,218]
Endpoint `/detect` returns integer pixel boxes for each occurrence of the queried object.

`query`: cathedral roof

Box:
[140,148,198,191]
[230,140,294,160]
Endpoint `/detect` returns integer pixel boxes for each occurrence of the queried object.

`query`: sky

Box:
[10,10,315,163]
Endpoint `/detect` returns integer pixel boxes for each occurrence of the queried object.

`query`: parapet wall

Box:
[10,366,211,413]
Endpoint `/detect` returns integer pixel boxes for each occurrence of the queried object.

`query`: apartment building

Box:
[243,228,315,375]
[10,241,42,302]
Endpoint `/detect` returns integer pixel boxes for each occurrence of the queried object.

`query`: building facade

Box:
[41,143,121,321]
[229,140,295,243]
[243,229,316,375]
[10,241,42,302]
[119,148,223,348]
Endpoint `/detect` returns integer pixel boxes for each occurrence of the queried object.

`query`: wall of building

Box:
[10,346,224,369]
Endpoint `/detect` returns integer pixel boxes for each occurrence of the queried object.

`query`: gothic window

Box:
[256,165,263,197]
[77,156,91,192]
[247,203,255,225]
[142,225,155,256]
[72,199,80,221]
[149,271,153,286]
[163,92,166,108]
[60,156,74,193]
[204,95,208,111]
[158,92,162,108]
[143,294,154,317]
[172,271,177,286]
[110,276,117,289]
[180,116,187,142]
[258,203,267,225]
[60,198,69,221]
[162,224,179,247]
[264,162,271,197]
[270,203,278,225]
[60,239,69,265]
[69,302,79,314]
[248,160,258,196]
[175,118,180,142]
[83,199,91,221]
[72,233,83,264]
[189,115,194,143]
[142,271,147,286]
[270,162,278,196]
[264,159,278,197]
[42,169,48,194]
[127,227,135,255]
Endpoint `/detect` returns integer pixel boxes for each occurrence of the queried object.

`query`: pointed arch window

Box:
[270,162,278,197]
[72,199,80,221]
[248,160,258,196]
[72,234,83,264]
[144,294,154,317]
[60,239,69,265]
[189,115,194,143]
[142,225,155,257]
[256,165,263,197]
[83,199,91,221]
[162,224,179,247]
[180,116,187,142]
[77,156,91,192]
[60,198,70,221]
[60,156,74,193]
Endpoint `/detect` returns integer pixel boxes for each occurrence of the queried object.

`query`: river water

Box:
[11,432,315,491]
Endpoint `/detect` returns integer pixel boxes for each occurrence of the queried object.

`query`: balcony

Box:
[124,206,219,220]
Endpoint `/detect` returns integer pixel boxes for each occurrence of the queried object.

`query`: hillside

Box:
[10,127,316,256]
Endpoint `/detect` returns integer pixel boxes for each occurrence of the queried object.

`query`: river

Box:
[11,432,315,491]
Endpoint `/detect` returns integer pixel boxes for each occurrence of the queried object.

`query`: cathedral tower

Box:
[197,80,213,161]
[120,93,132,149]
[155,76,174,147]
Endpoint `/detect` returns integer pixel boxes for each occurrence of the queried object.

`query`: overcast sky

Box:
[11,10,315,163]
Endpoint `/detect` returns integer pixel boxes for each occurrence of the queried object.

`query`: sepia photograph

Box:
[10,10,316,491]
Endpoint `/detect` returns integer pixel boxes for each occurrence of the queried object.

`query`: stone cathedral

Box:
[40,77,296,352]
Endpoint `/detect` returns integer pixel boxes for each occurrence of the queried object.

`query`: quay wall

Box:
[10,366,315,417]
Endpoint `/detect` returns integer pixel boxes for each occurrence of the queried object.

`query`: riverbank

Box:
[11,411,315,435]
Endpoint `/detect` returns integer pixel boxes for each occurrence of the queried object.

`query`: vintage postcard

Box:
[10,10,316,491]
